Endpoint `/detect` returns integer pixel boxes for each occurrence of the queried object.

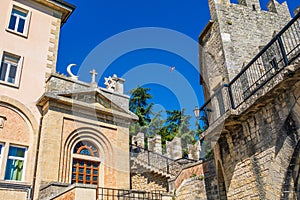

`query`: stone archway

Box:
[217,161,228,200]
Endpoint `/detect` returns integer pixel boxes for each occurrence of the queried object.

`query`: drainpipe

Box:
[31,115,43,200]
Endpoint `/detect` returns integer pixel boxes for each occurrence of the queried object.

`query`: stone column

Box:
[148,135,162,154]
[166,137,182,160]
[188,140,201,160]
[132,132,145,148]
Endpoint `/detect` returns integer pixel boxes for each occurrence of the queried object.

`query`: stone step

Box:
[132,157,172,178]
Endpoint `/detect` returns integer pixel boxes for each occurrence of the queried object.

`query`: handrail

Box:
[229,11,300,108]
[198,11,300,131]
[229,12,300,85]
[130,144,196,176]
[98,187,163,199]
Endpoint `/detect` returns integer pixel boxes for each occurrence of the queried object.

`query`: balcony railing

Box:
[199,12,300,131]
[130,144,195,177]
[98,187,163,200]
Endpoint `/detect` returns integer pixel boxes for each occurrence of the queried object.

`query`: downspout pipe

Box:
[31,115,43,200]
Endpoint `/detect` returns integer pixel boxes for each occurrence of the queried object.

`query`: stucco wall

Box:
[0,0,63,121]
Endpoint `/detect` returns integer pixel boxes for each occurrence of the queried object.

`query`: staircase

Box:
[130,145,195,179]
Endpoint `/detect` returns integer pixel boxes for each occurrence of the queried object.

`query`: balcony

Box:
[198,12,300,134]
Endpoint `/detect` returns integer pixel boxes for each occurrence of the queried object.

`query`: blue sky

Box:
[57,0,299,127]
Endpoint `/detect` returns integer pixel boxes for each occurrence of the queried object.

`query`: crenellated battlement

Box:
[238,0,261,10]
[209,0,290,14]
[201,0,292,96]
[267,0,290,14]
[132,133,202,160]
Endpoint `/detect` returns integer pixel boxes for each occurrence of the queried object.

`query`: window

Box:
[72,159,99,185]
[5,146,26,181]
[73,141,99,157]
[0,52,21,85]
[72,141,100,185]
[8,7,29,35]
[0,144,3,168]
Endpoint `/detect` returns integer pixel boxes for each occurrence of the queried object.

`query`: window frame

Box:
[4,145,27,182]
[0,144,3,173]
[71,158,100,185]
[0,51,23,88]
[71,141,101,185]
[6,5,31,38]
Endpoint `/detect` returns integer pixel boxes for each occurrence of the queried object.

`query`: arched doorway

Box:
[71,141,100,185]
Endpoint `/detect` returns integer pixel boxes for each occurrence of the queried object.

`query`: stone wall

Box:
[175,177,207,200]
[171,159,219,200]
[173,162,204,189]
[131,173,168,192]
[39,182,69,200]
[0,190,27,200]
[201,0,291,95]
[202,159,219,200]
[53,189,75,200]
[213,67,300,199]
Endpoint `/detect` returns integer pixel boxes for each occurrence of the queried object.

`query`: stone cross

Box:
[89,69,98,88]
[90,69,98,83]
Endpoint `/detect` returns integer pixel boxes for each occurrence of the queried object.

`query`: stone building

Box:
[0,0,299,200]
[197,0,300,199]
[0,0,142,200]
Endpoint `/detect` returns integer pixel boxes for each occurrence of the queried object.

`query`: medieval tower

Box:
[199,0,300,199]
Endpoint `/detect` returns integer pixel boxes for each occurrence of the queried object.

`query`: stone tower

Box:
[200,0,291,99]
[197,0,300,199]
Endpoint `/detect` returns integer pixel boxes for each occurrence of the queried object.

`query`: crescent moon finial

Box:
[67,64,79,80]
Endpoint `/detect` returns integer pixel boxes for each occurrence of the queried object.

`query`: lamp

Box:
[193,106,200,119]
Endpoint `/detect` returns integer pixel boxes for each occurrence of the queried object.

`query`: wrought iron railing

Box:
[230,12,300,108]
[199,12,300,131]
[98,187,163,200]
[197,85,231,130]
[130,145,195,177]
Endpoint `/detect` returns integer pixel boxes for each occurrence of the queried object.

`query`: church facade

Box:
[0,0,138,199]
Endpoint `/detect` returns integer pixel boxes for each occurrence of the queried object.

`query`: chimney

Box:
[112,74,125,94]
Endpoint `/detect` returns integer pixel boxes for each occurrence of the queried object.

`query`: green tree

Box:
[129,86,154,127]
[176,109,196,157]
[157,109,196,155]
[145,111,165,138]
[157,110,181,149]
[165,110,182,135]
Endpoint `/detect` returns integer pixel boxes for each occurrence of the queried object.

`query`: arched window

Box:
[73,141,99,157]
[72,141,100,185]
